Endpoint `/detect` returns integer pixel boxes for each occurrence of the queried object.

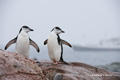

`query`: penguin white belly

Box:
[15,32,30,57]
[47,34,61,62]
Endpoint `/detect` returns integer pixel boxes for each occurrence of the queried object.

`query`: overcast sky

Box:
[0,0,120,49]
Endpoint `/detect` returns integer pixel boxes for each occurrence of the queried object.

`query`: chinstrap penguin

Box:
[5,26,40,57]
[44,27,72,64]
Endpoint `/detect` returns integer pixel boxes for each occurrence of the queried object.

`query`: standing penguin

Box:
[44,27,72,64]
[5,26,40,57]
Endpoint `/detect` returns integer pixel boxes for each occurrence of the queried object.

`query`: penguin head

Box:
[51,27,65,34]
[19,26,34,33]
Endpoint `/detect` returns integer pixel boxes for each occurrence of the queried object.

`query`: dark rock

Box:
[98,62,120,73]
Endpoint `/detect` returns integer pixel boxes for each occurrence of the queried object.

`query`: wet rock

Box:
[0,50,46,80]
[39,61,120,80]
[98,62,120,73]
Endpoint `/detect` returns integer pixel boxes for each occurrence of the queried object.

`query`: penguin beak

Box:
[29,28,34,31]
[61,30,65,33]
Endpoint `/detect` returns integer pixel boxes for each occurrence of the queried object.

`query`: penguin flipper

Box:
[61,40,72,47]
[44,39,48,45]
[5,37,17,50]
[30,38,40,52]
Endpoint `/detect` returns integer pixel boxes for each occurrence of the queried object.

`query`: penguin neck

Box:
[19,30,29,37]
[50,31,57,36]
[49,31,61,45]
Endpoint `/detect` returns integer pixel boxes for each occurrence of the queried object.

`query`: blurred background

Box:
[0,0,120,72]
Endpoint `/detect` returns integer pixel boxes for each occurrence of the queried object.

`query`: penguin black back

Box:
[57,34,68,64]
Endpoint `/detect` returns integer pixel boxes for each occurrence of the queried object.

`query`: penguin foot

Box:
[58,60,69,65]
[53,62,58,64]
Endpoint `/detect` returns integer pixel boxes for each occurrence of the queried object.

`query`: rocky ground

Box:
[0,49,46,80]
[0,49,120,80]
